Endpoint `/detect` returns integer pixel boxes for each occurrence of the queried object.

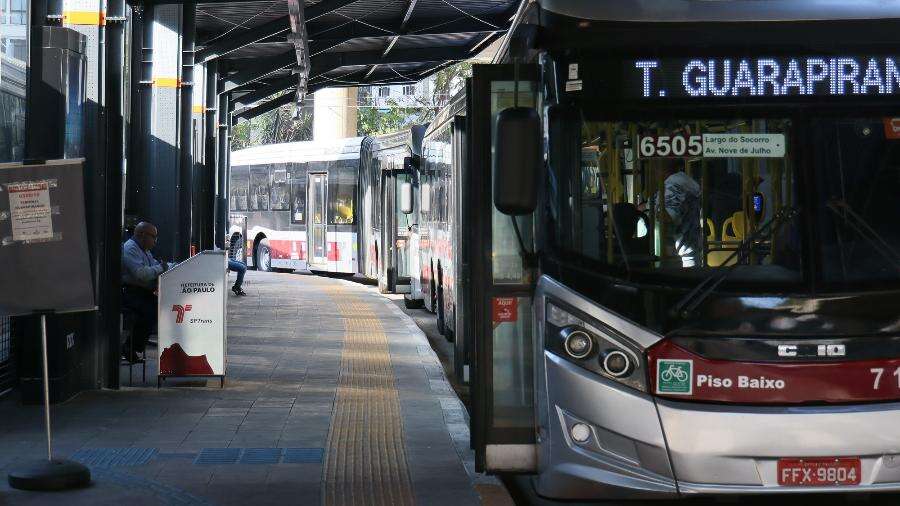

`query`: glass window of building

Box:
[0,0,27,163]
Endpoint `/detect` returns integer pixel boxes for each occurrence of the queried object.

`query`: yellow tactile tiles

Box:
[322,285,416,506]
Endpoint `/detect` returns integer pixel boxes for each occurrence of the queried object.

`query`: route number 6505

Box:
[639,135,703,158]
[870,366,900,390]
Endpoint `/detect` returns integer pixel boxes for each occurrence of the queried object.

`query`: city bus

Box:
[358,126,426,294]
[228,138,361,274]
[412,0,900,499]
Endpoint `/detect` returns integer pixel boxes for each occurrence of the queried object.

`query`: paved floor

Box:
[0,271,511,505]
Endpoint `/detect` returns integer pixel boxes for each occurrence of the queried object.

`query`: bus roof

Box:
[230,137,365,166]
[540,0,900,23]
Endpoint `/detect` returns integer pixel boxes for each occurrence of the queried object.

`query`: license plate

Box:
[777,458,861,487]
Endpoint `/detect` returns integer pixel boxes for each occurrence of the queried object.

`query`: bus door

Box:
[452,115,470,384]
[467,64,540,473]
[308,172,327,268]
[379,167,396,292]
[392,161,414,293]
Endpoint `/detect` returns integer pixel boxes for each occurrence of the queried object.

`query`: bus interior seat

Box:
[708,211,748,267]
[705,218,716,242]
[722,211,747,242]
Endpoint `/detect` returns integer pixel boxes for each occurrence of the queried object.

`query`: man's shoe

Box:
[232,286,246,296]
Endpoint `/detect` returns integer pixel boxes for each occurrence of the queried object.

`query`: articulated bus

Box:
[403,0,900,499]
[228,138,360,274]
[358,126,427,294]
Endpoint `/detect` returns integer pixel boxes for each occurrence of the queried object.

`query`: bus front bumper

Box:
[537,352,900,499]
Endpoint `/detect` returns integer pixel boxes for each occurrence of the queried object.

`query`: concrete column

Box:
[313,87,358,140]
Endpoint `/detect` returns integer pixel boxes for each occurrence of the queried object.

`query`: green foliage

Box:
[231,96,313,150]
[357,98,421,136]
[356,62,473,135]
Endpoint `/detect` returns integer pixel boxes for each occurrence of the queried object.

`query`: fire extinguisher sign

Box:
[492,297,518,324]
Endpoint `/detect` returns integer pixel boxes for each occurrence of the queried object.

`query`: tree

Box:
[231,92,313,150]
[357,98,421,136]
[356,62,474,134]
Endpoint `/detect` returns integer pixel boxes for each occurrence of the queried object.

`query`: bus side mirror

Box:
[403,155,418,171]
[400,182,413,215]
[493,107,541,215]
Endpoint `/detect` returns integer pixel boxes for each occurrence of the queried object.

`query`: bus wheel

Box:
[403,295,423,309]
[256,239,272,272]
[437,283,450,339]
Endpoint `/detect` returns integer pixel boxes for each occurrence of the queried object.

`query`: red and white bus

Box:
[228,138,361,274]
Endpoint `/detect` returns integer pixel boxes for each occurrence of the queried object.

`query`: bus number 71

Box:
[870,367,900,390]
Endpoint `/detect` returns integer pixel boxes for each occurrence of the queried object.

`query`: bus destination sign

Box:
[627,56,900,99]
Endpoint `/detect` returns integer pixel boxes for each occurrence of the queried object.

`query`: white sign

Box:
[637,133,785,158]
[7,181,53,241]
[565,80,583,92]
[702,133,785,158]
[158,250,227,378]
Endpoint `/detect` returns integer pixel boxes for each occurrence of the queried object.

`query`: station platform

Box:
[0,271,511,505]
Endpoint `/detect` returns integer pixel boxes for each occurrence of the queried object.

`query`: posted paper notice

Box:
[8,181,53,241]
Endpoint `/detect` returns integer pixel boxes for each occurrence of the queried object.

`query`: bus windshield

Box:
[812,117,900,286]
[551,114,900,288]
[554,117,802,285]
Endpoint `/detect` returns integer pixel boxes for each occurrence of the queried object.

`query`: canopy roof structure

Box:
[185,0,519,119]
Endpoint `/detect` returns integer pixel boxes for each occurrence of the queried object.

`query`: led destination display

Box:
[627,56,900,99]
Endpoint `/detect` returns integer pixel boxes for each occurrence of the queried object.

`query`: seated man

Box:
[121,221,168,362]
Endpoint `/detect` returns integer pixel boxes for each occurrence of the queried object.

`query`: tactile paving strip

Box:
[71,447,158,467]
[322,284,416,506]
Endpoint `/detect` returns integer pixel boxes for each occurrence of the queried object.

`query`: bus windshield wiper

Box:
[826,199,900,273]
[671,206,800,320]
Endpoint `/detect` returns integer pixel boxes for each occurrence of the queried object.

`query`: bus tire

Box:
[437,283,450,339]
[256,238,273,272]
[403,295,423,309]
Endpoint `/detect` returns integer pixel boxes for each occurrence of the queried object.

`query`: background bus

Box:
[417,95,468,363]
[229,138,361,274]
[358,126,426,294]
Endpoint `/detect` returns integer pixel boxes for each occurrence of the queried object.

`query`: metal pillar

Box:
[147,3,184,262]
[214,87,229,249]
[190,60,205,252]
[62,0,110,391]
[202,59,218,250]
[178,2,195,259]
[104,0,126,387]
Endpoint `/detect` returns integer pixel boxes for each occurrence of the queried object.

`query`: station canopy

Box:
[186,0,519,119]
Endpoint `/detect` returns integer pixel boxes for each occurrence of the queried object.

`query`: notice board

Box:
[157,250,227,378]
[0,159,94,316]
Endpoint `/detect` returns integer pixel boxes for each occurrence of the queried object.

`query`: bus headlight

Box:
[562,328,594,359]
[602,350,633,377]
[546,301,647,392]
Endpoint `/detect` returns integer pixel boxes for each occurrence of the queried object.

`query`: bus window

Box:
[290,167,306,224]
[230,167,249,211]
[249,166,269,211]
[328,162,356,225]
[270,165,289,211]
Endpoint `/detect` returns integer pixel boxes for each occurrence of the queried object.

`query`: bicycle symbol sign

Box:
[657,359,693,395]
